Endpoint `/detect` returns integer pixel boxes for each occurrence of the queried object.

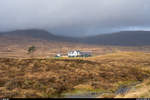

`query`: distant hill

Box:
[81,31,150,46]
[1,29,150,46]
[0,29,78,42]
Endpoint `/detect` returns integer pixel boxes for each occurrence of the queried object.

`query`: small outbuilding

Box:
[80,52,92,57]
[55,53,61,57]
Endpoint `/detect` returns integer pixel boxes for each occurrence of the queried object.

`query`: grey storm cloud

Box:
[0,0,150,37]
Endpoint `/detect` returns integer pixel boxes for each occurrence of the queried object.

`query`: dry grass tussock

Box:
[0,51,150,98]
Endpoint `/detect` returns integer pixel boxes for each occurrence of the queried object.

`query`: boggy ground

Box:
[0,52,150,98]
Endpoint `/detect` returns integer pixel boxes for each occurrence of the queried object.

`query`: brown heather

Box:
[0,52,150,98]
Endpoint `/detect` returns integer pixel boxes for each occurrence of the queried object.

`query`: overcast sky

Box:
[0,0,150,37]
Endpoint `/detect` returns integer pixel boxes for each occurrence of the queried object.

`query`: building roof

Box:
[68,50,81,53]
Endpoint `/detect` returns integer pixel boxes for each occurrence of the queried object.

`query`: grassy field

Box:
[0,51,150,98]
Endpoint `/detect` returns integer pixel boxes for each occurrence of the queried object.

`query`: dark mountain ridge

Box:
[81,31,150,46]
[1,29,150,46]
[0,29,79,42]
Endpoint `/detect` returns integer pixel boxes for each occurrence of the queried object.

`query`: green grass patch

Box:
[116,80,139,87]
[61,88,108,97]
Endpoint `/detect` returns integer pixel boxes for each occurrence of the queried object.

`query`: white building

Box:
[68,50,92,57]
[68,50,81,57]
